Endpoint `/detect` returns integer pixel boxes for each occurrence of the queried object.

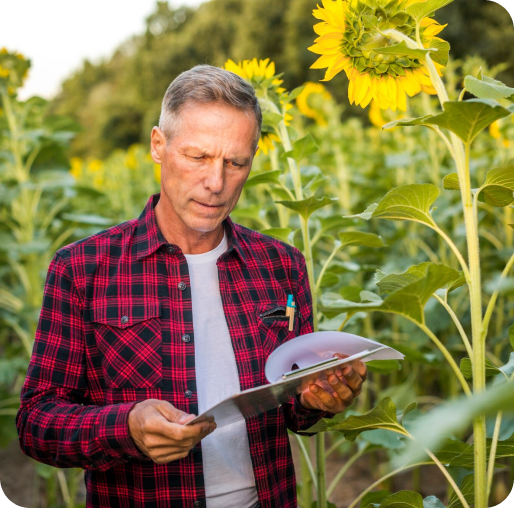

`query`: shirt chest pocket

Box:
[256,302,300,359]
[89,299,163,389]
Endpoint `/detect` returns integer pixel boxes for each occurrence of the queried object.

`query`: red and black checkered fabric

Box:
[15,193,331,508]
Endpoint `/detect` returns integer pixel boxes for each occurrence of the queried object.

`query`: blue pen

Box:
[286,294,295,331]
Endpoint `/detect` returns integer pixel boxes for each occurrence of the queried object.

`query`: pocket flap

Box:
[87,299,161,329]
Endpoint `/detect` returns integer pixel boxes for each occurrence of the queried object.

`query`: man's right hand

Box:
[128,399,216,464]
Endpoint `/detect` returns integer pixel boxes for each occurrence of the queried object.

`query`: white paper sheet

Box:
[186,331,404,429]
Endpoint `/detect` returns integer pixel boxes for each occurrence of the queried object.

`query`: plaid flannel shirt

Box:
[15,192,331,508]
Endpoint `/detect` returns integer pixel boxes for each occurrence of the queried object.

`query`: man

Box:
[16,65,367,508]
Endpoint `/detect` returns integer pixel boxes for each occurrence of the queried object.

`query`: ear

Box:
[150,127,167,164]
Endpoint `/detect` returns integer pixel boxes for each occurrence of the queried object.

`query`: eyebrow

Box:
[182,146,251,165]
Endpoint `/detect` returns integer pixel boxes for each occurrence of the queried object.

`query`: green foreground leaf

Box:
[338,231,385,248]
[459,357,500,379]
[379,490,423,508]
[447,474,474,508]
[424,99,513,145]
[245,169,282,188]
[276,196,338,220]
[464,74,514,101]
[406,0,454,22]
[477,164,514,207]
[394,379,514,468]
[371,184,439,227]
[320,262,459,324]
[303,397,406,440]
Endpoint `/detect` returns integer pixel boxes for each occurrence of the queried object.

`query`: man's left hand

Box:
[298,353,368,414]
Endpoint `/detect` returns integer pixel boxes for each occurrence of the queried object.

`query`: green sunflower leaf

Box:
[304,397,406,439]
[394,379,514,469]
[245,169,282,188]
[282,133,318,162]
[281,85,306,104]
[382,115,435,130]
[275,196,338,220]
[428,39,450,67]
[423,99,513,145]
[319,262,459,323]
[476,165,514,207]
[447,474,474,508]
[259,228,292,243]
[373,41,430,61]
[423,496,446,508]
[447,272,466,293]
[261,112,283,127]
[449,434,514,468]
[509,324,514,350]
[376,263,436,295]
[379,491,423,508]
[406,0,455,22]
[361,491,393,508]
[371,184,439,227]
[459,357,500,380]
[442,172,460,190]
[400,402,418,424]
[338,231,385,248]
[344,203,378,220]
[464,74,514,101]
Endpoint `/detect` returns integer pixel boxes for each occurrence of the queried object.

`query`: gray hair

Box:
[158,64,262,147]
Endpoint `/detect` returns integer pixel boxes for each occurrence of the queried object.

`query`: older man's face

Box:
[151,102,257,235]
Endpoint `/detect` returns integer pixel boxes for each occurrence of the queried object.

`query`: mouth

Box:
[193,200,223,209]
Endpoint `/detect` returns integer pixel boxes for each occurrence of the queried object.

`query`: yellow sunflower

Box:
[223,58,291,154]
[0,48,30,93]
[296,82,333,126]
[308,0,448,111]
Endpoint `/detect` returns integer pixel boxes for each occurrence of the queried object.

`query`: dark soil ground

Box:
[0,434,512,507]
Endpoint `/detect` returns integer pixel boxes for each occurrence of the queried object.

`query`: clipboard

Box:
[185,331,404,429]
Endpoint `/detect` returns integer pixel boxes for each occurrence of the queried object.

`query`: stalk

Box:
[277,119,325,505]
[424,52,486,508]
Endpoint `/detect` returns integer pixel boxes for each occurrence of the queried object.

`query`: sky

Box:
[2,0,206,100]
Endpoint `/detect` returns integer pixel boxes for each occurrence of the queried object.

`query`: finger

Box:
[340,364,363,393]
[156,400,192,424]
[309,383,340,411]
[328,374,354,407]
[351,359,368,381]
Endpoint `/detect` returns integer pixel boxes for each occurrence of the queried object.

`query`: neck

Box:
[154,198,225,254]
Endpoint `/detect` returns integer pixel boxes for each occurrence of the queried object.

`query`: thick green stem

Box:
[277,118,325,506]
[424,53,486,508]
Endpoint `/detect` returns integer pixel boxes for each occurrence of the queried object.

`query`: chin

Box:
[186,218,222,233]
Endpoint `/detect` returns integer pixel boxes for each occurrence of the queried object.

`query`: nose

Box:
[203,159,224,194]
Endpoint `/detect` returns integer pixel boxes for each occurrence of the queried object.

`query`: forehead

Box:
[173,101,258,149]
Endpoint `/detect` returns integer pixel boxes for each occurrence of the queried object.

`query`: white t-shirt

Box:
[184,231,259,508]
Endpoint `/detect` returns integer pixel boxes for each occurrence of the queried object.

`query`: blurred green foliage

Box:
[48,0,514,159]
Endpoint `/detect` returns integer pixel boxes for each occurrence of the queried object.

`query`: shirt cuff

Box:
[97,401,150,462]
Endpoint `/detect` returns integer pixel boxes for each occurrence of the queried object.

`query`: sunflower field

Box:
[1,0,514,507]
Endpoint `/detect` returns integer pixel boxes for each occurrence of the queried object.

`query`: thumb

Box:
[156,400,193,424]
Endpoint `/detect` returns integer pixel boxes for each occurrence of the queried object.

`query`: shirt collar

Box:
[135,193,248,267]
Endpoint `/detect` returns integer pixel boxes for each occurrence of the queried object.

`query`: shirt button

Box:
[190,445,197,453]
[120,315,129,324]
[182,334,191,343]
[193,502,202,508]
[178,282,187,291]
[184,390,193,399]
[166,245,175,254]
